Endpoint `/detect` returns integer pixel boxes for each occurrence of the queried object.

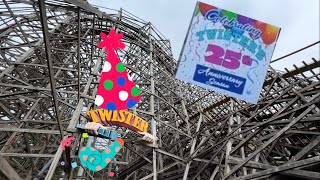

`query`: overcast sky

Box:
[89,0,319,71]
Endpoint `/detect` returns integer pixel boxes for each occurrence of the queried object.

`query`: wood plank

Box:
[233,156,320,180]
[289,135,320,162]
[0,127,60,134]
[223,105,315,180]
[230,157,320,179]
[0,155,23,180]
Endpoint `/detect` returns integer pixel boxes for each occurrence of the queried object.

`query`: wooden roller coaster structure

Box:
[0,0,319,179]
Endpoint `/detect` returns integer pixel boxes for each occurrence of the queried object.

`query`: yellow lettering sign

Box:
[86,109,148,132]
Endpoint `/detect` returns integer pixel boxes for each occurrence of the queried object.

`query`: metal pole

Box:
[225,99,234,175]
[89,15,95,74]
[183,108,203,180]
[149,24,157,180]
[237,115,247,175]
[77,8,81,101]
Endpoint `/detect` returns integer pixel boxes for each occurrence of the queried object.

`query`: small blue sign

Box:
[71,162,77,168]
[193,64,246,94]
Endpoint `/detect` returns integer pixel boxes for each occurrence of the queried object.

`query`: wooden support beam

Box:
[139,162,179,180]
[280,169,320,180]
[44,138,64,180]
[182,111,203,179]
[38,0,64,138]
[155,149,186,163]
[0,127,60,134]
[233,156,320,180]
[64,0,105,17]
[191,140,228,180]
[0,155,23,180]
[230,157,320,179]
[223,105,315,180]
[289,135,320,162]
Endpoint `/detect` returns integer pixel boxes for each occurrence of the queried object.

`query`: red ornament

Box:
[261,24,279,45]
[198,2,216,16]
[109,172,115,177]
[250,21,268,40]
[254,21,267,32]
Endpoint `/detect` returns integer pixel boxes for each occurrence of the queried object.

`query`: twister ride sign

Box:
[176,2,280,104]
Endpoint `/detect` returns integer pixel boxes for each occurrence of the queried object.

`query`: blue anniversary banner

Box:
[193,64,246,95]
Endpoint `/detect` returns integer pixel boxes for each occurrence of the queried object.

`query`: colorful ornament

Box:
[198,2,216,16]
[79,138,124,172]
[61,137,74,151]
[221,10,237,21]
[82,133,89,139]
[109,172,115,177]
[249,21,267,40]
[261,24,279,45]
[71,162,77,168]
[237,15,256,25]
[253,21,267,31]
